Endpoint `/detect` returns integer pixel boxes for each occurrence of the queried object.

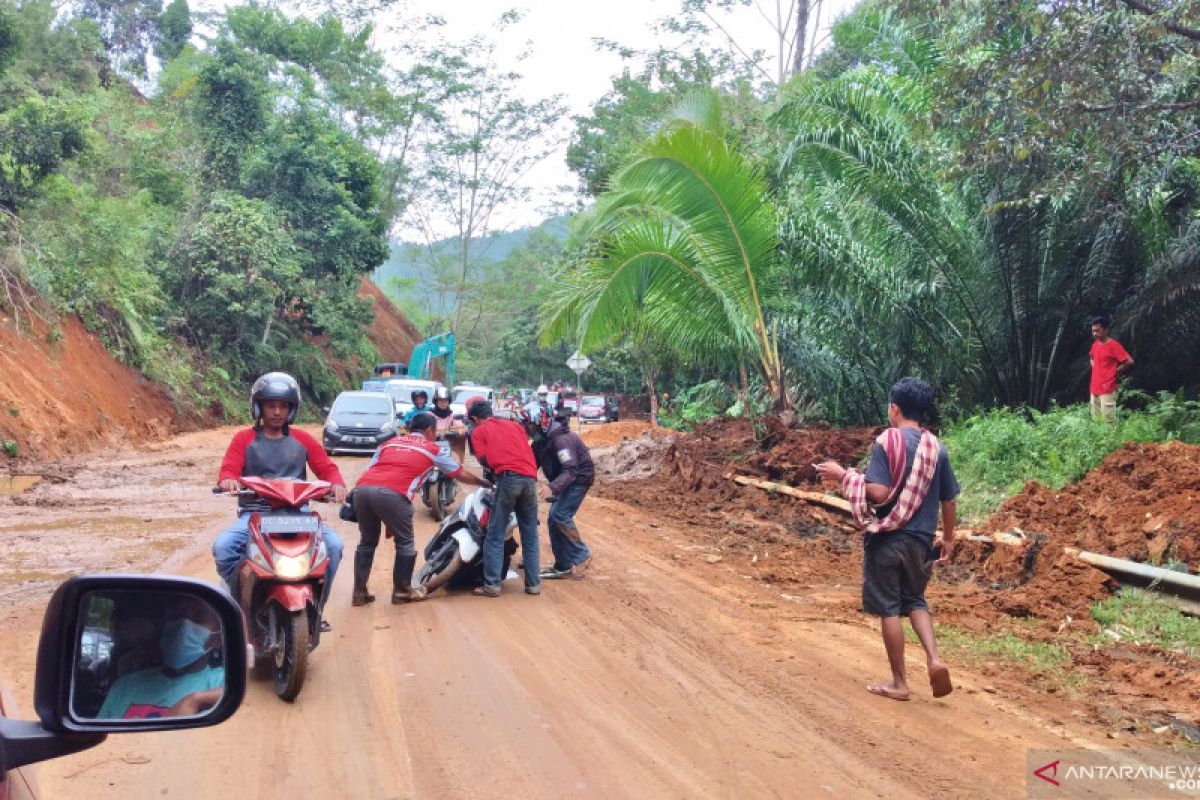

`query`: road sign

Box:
[567,351,592,392]
[566,351,592,372]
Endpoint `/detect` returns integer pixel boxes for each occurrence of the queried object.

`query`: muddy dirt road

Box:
[0,428,1111,798]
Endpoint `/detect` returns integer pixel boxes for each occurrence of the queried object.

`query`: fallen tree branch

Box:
[730,473,852,513]
[728,472,1029,546]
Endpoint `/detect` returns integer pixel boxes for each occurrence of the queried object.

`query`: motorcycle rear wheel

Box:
[273,610,309,701]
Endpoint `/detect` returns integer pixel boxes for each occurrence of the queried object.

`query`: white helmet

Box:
[536,384,548,395]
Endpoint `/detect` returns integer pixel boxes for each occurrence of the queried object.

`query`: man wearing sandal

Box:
[816,377,959,702]
[350,412,490,606]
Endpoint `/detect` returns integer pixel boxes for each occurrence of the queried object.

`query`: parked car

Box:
[560,391,579,417]
[322,391,399,455]
[1,575,246,799]
[577,394,618,423]
[357,378,444,419]
[450,385,495,417]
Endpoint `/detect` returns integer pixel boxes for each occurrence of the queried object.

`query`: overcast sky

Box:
[197,0,861,233]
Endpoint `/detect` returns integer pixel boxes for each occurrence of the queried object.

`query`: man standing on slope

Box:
[816,377,959,701]
[1088,315,1133,422]
[213,372,347,629]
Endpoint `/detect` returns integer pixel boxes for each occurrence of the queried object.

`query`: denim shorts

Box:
[861,532,934,617]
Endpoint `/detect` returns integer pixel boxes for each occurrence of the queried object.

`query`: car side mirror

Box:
[0,576,246,773]
[322,406,331,414]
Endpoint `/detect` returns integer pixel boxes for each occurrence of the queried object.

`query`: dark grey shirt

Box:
[864,427,960,541]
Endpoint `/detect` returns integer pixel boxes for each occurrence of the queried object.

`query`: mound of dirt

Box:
[358,277,426,366]
[579,420,668,448]
[964,440,1200,621]
[0,313,178,459]
[593,417,877,554]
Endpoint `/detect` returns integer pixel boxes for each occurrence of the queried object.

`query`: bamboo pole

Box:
[728,473,1026,546]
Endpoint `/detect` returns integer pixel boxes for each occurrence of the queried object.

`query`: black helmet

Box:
[433,387,450,403]
[251,372,301,424]
[411,389,428,405]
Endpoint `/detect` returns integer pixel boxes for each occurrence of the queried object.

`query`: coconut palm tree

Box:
[540,90,789,411]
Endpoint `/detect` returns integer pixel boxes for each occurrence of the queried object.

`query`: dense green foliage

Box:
[942,394,1200,521]
[552,0,1200,425]
[0,0,418,412]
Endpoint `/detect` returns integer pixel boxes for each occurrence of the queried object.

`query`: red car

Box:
[577,394,617,423]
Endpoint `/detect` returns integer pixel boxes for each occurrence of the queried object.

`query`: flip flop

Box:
[929,666,953,698]
[472,585,501,598]
[866,682,910,701]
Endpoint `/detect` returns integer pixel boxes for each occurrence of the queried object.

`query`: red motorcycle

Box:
[217,477,334,701]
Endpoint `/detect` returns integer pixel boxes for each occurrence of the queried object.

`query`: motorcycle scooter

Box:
[421,416,467,521]
[414,482,518,594]
[215,476,333,701]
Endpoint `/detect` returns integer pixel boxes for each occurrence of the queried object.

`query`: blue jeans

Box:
[483,473,539,589]
[212,512,343,600]
[547,483,591,569]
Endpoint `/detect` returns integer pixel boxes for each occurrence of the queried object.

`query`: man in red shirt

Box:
[1089,315,1133,422]
[351,412,490,605]
[213,373,348,626]
[466,400,541,597]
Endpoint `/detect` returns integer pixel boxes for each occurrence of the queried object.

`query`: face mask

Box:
[160,618,215,670]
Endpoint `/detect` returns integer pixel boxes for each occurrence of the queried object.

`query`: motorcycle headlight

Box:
[325,420,339,432]
[275,554,310,579]
[247,542,271,571]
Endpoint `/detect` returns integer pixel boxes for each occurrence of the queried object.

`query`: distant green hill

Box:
[373,215,570,316]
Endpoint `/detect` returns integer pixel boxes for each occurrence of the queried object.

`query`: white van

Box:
[450,385,495,417]
[360,377,445,418]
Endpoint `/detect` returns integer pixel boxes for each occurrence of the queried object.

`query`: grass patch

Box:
[1090,588,1200,658]
[942,392,1200,524]
[906,622,1084,692]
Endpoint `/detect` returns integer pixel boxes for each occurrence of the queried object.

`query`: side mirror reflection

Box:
[72,589,228,722]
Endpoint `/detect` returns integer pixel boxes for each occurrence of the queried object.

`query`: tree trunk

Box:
[644,368,659,427]
[791,0,810,80]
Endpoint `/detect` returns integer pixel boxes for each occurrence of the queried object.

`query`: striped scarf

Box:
[842,427,941,535]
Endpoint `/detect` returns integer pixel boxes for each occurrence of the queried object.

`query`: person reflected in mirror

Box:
[97,597,225,720]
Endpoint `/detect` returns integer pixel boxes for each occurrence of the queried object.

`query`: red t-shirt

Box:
[356,434,463,500]
[217,428,345,485]
[1089,338,1130,395]
[468,418,537,478]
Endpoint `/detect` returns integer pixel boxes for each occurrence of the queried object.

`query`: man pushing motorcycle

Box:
[212,372,347,629]
[350,411,491,605]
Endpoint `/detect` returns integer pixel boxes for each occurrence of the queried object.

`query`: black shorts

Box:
[861,532,934,617]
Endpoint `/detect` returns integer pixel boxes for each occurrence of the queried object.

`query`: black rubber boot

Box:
[351,549,375,606]
[392,552,426,604]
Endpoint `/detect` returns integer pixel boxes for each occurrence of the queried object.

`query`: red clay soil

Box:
[592,419,1200,726]
[960,440,1200,622]
[0,279,427,460]
[0,313,178,460]
[358,277,426,365]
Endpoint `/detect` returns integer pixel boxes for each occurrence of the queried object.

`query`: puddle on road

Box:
[0,475,42,494]
[0,515,188,537]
